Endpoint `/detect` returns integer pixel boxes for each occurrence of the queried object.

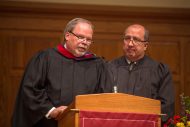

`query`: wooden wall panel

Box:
[0,41,6,127]
[174,81,181,114]
[185,41,190,96]
[90,40,123,60]
[0,1,190,127]
[148,41,180,75]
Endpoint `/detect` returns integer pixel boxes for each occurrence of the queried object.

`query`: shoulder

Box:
[85,55,105,63]
[142,55,158,66]
[144,56,171,75]
[27,48,56,64]
[109,56,125,66]
[91,57,107,67]
[146,56,170,69]
[157,62,171,77]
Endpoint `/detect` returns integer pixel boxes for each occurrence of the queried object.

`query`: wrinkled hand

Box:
[49,106,67,120]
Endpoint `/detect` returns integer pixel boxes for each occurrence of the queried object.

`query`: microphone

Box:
[109,64,118,93]
[113,85,118,93]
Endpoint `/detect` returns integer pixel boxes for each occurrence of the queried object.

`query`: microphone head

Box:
[113,85,118,93]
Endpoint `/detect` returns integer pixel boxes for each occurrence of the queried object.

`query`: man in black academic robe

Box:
[108,24,175,124]
[12,18,110,127]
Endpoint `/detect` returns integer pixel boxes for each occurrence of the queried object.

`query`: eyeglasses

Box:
[69,31,93,44]
[124,35,147,45]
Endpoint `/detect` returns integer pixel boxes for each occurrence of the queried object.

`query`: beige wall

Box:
[6,0,190,8]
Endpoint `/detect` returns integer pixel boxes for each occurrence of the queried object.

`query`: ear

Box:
[65,32,70,41]
[144,43,148,51]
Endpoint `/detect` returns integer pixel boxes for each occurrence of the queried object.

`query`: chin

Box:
[126,53,135,57]
[75,51,86,57]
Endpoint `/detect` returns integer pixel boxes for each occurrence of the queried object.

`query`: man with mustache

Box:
[12,18,109,127]
[108,24,175,125]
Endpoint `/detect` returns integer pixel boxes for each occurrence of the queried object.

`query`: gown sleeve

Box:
[12,50,54,127]
[157,63,175,122]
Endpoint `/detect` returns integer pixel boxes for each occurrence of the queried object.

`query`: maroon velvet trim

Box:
[56,44,95,60]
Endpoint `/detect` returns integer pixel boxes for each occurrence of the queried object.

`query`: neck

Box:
[126,55,144,63]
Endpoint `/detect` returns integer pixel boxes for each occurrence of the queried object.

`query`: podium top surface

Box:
[74,93,161,114]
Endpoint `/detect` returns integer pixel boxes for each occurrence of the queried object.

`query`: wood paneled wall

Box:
[0,1,190,127]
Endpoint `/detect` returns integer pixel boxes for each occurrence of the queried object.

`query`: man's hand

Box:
[49,106,67,120]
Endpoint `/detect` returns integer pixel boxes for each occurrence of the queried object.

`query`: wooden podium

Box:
[58,93,161,127]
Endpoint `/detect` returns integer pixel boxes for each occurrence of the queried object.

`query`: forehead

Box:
[125,25,145,35]
[73,22,93,31]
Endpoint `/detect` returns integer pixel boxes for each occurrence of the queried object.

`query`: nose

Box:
[80,39,90,47]
[128,39,135,46]
[81,38,92,45]
[81,38,87,44]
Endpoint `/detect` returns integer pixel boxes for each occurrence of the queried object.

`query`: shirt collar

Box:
[125,57,137,65]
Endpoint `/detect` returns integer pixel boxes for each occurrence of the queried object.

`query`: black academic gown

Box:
[108,55,175,122]
[12,45,108,127]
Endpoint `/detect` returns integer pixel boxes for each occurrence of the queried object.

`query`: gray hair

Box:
[144,28,149,42]
[63,18,94,41]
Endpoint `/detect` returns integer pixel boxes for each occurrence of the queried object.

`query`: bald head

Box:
[125,24,149,42]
